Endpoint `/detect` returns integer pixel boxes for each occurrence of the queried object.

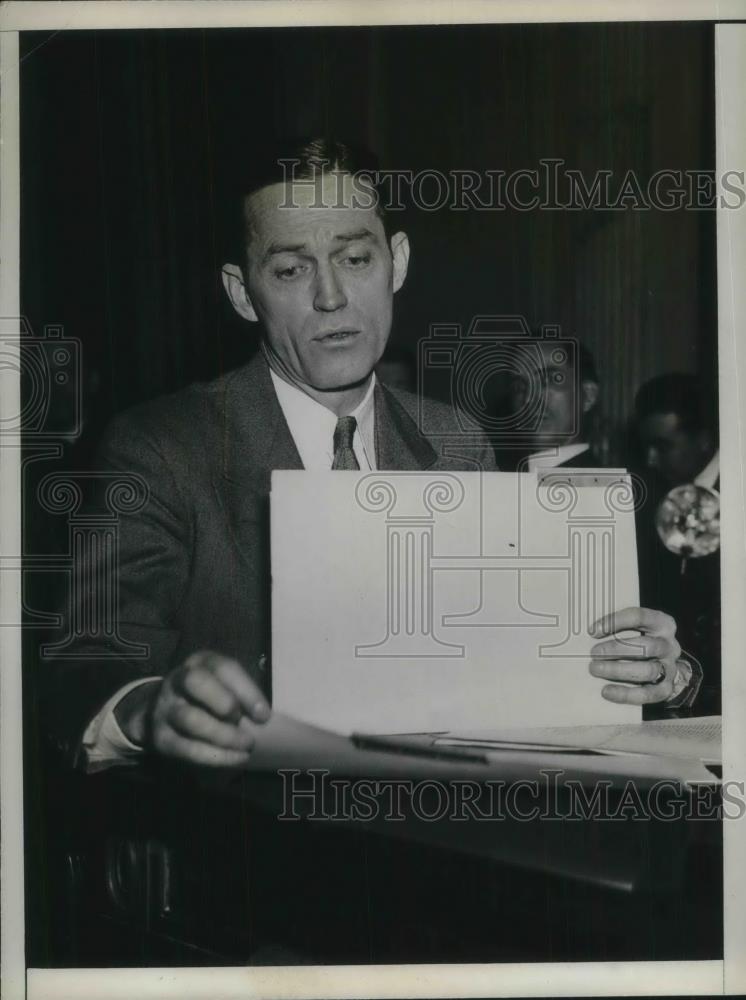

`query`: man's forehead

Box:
[642,412,683,436]
[243,176,384,249]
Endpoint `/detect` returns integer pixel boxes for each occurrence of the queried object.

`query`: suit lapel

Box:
[214,354,302,571]
[374,382,438,471]
[217,351,303,492]
[214,358,440,570]
[215,359,436,543]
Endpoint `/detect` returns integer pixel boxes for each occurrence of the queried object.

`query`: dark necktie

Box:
[332,415,360,470]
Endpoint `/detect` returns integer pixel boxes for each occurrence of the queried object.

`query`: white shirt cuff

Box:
[81,677,161,772]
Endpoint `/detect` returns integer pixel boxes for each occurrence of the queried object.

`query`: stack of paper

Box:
[434,716,721,765]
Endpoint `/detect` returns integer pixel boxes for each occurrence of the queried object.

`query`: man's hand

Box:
[114,651,270,767]
[588,608,682,705]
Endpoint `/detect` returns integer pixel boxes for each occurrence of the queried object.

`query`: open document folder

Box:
[241,712,720,787]
[271,469,643,734]
[433,715,721,764]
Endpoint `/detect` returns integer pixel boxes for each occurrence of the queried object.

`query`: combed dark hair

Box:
[221,136,387,261]
[634,373,716,435]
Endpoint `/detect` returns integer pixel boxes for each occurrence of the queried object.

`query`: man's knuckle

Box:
[213,656,238,683]
[214,693,239,718]
[183,650,210,671]
[183,704,206,734]
[181,667,208,699]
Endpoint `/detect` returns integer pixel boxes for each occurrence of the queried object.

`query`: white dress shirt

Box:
[81,370,379,769]
[694,449,720,491]
[269,369,377,471]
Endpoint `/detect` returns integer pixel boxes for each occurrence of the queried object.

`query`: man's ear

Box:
[221,264,258,323]
[390,232,410,293]
[581,379,600,414]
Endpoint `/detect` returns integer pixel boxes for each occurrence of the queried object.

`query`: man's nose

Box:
[313,263,347,312]
[645,446,659,469]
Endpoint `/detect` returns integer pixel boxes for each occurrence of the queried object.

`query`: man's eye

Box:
[341,253,372,268]
[274,264,308,280]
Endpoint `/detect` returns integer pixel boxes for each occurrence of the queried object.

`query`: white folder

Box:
[271,470,642,735]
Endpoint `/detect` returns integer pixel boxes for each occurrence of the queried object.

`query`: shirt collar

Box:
[269,368,377,470]
[694,449,720,490]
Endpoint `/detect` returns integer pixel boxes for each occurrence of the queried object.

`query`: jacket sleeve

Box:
[37,408,194,768]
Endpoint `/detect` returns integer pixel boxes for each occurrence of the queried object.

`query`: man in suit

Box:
[633,374,720,712]
[42,138,694,772]
[504,339,602,471]
[634,373,719,490]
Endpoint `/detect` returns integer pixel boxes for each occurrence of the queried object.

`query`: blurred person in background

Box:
[499,339,603,470]
[632,374,720,713]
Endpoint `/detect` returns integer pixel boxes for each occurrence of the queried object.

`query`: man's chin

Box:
[314,374,372,394]
[306,360,377,394]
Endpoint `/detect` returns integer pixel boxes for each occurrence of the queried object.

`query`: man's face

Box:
[638,412,712,486]
[510,342,589,449]
[224,174,408,394]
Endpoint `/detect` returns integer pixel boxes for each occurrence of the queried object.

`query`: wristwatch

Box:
[666,652,704,710]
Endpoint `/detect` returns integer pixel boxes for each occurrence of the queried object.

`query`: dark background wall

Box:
[20,22,717,451]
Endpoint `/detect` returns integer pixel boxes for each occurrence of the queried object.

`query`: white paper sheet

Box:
[271,470,642,734]
[435,716,721,764]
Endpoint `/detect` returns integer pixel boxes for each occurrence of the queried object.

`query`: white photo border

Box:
[1,3,745,999]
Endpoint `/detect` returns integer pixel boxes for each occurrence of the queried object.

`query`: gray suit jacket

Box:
[41,352,496,763]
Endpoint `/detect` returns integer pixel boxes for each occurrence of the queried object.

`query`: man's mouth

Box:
[314,329,361,343]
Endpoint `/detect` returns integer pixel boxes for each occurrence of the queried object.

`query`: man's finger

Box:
[600,678,675,705]
[178,650,270,724]
[167,698,255,751]
[153,725,253,768]
[589,607,676,638]
[590,658,667,684]
[590,635,670,660]
[175,663,243,721]
[211,654,271,723]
